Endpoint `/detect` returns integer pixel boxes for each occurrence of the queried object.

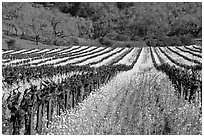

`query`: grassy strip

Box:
[53,47,110,65]
[2,48,48,60]
[167,47,202,65]
[60,47,85,54]
[140,47,150,64]
[16,48,37,54]
[184,46,202,53]
[149,47,159,68]
[69,48,118,65]
[6,47,105,67]
[2,49,25,56]
[4,56,48,67]
[192,45,202,51]
[175,47,202,58]
[65,46,90,55]
[107,48,134,65]
[152,48,165,64]
[2,49,15,54]
[9,47,72,60]
[68,46,99,57]
[86,48,126,66]
[128,48,143,68]
[158,47,201,70]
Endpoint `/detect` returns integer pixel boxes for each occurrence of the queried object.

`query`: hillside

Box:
[2,2,202,48]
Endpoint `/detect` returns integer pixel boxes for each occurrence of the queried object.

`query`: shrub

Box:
[131,35,141,41]
[105,31,118,40]
[155,36,182,47]
[98,37,114,47]
[155,39,165,47]
[6,39,16,49]
[146,38,157,47]
[180,36,194,45]
[76,17,94,39]
[169,36,182,46]
[163,37,174,46]
[115,34,131,41]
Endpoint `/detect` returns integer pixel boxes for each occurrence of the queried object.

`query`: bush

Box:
[169,36,182,46]
[105,31,118,40]
[155,36,183,47]
[76,17,94,39]
[146,38,157,47]
[6,39,16,49]
[115,34,131,41]
[98,37,114,47]
[180,36,194,45]
[131,35,141,41]
[163,37,174,46]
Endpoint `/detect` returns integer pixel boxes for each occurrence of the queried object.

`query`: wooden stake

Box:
[65,89,70,110]
[36,104,42,134]
[30,107,34,135]
[47,98,52,127]
[80,86,85,102]
[70,92,74,108]
[74,91,77,106]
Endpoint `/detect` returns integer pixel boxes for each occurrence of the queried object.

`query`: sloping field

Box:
[2,45,202,68]
[2,44,202,135]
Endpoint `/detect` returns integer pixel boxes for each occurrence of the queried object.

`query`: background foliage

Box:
[2,2,202,46]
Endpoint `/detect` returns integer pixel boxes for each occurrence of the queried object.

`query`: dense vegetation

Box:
[2,2,202,135]
[2,45,202,135]
[2,64,129,134]
[2,2,202,47]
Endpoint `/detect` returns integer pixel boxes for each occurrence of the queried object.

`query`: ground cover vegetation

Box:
[2,45,202,135]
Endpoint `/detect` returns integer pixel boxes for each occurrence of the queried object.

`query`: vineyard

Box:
[2,44,202,135]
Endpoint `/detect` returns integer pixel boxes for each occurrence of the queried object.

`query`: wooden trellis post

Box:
[47,97,52,127]
[80,86,85,102]
[55,95,59,116]
[29,107,34,135]
[74,91,77,106]
[90,82,93,93]
[98,79,101,88]
[70,91,74,108]
[36,103,42,134]
[24,113,29,134]
[105,75,109,83]
[65,89,70,110]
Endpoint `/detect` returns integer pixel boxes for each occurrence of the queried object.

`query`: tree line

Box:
[2,2,202,46]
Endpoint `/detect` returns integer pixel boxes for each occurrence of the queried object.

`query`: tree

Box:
[76,17,94,39]
[43,9,62,45]
[2,2,25,36]
[166,2,202,37]
[116,2,134,10]
[24,5,49,45]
